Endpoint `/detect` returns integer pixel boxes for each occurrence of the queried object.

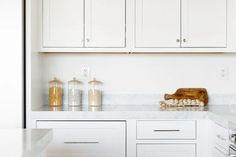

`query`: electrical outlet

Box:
[81,67,90,78]
[219,67,229,80]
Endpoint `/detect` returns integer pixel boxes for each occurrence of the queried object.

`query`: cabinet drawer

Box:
[214,122,229,151]
[37,121,126,157]
[137,144,196,157]
[137,120,196,140]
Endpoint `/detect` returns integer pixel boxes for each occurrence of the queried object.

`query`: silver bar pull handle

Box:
[153,129,180,132]
[64,141,99,144]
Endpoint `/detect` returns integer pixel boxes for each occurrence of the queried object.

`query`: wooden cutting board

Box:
[164,88,208,105]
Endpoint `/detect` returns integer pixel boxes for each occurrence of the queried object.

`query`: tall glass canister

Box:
[49,78,63,107]
[88,78,103,107]
[68,77,82,107]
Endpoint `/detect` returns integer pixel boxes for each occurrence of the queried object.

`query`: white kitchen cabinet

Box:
[213,122,229,152]
[85,0,126,47]
[135,0,227,48]
[42,0,126,49]
[42,0,84,48]
[137,144,196,157]
[36,121,126,157]
[213,147,228,157]
[181,0,227,48]
[135,0,181,48]
[212,122,229,157]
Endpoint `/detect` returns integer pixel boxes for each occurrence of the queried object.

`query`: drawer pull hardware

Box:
[153,129,180,132]
[216,134,226,141]
[86,38,90,42]
[64,142,99,144]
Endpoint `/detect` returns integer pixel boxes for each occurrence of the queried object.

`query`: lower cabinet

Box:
[36,121,126,157]
[34,120,203,157]
[213,147,228,157]
[137,144,196,157]
[212,122,229,157]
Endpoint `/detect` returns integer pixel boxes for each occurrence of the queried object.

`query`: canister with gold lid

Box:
[68,77,82,107]
[49,78,63,107]
[88,78,103,107]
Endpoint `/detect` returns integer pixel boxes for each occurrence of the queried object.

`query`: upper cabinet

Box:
[40,0,236,52]
[135,0,227,49]
[135,0,181,48]
[85,0,126,47]
[181,0,227,48]
[42,0,126,50]
[43,0,84,48]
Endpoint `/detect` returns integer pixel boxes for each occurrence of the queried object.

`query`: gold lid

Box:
[49,77,63,84]
[88,78,103,85]
[68,77,81,84]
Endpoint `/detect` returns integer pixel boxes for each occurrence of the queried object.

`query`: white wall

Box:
[0,0,23,128]
[42,54,236,95]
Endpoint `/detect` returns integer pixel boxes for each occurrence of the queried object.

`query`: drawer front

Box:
[213,147,228,157]
[137,120,196,140]
[37,121,126,157]
[214,122,229,151]
[137,144,196,157]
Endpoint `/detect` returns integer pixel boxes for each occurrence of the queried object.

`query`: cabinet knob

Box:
[86,38,90,42]
[183,39,187,42]
[176,39,180,42]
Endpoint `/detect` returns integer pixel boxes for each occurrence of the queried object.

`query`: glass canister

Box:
[68,77,82,107]
[88,78,103,107]
[49,78,63,107]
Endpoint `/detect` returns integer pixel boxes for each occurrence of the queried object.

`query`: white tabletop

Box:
[0,129,52,157]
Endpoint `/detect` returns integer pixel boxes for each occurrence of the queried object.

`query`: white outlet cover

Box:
[219,67,229,80]
[81,67,90,78]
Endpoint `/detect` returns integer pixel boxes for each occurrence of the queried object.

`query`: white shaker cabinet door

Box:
[137,144,196,157]
[43,0,84,48]
[37,121,126,157]
[85,0,126,47]
[213,147,228,157]
[135,0,181,48]
[181,0,227,48]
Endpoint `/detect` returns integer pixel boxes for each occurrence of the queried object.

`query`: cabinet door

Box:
[213,147,228,157]
[137,144,196,157]
[37,121,126,157]
[43,0,84,48]
[135,0,181,48]
[181,0,227,48]
[85,0,126,47]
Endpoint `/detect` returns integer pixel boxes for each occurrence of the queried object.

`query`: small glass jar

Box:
[49,78,63,107]
[68,77,82,107]
[88,78,103,107]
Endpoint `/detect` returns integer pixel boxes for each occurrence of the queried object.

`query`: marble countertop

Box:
[0,129,52,157]
[31,105,209,119]
[31,105,236,129]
